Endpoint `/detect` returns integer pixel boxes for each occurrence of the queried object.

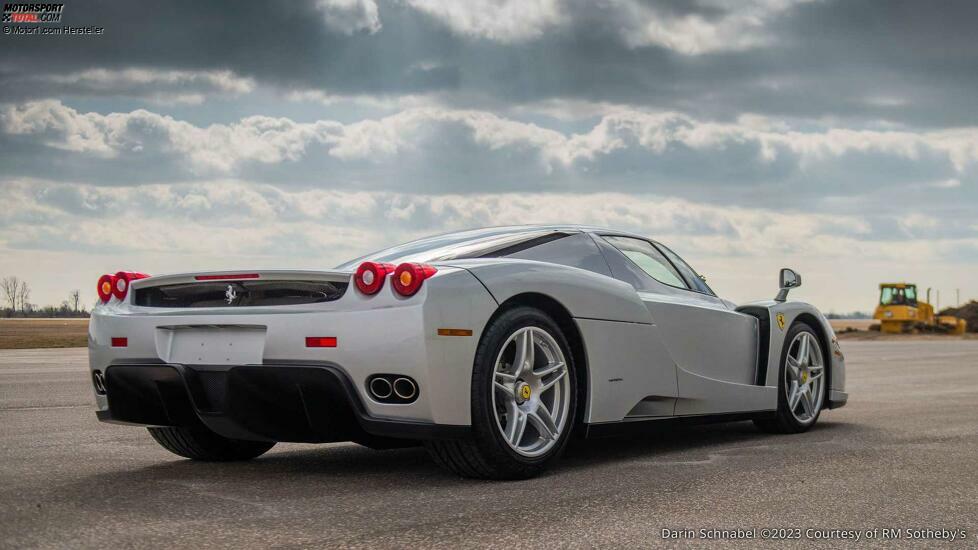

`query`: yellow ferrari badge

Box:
[776,313,785,330]
[520,385,532,400]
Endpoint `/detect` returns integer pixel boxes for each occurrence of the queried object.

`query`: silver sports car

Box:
[89,225,847,479]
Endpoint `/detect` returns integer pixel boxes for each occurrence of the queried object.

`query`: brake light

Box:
[355,262,394,295]
[111,337,128,347]
[391,263,437,297]
[97,274,116,303]
[194,273,260,281]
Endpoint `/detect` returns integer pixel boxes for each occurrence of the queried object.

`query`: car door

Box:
[593,234,766,414]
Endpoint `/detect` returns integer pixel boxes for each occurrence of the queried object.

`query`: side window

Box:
[601,236,688,289]
[654,242,715,296]
[503,233,612,277]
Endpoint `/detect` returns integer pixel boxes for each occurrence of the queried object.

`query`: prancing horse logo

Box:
[225,285,238,305]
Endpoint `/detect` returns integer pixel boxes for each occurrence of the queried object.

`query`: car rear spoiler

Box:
[130,269,352,290]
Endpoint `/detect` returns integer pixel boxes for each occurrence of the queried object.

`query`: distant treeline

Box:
[1,307,90,318]
[1,276,90,318]
[825,311,872,319]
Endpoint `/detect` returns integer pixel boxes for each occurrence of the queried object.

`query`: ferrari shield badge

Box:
[776,313,785,330]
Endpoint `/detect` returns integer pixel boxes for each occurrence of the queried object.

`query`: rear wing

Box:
[131,269,352,290]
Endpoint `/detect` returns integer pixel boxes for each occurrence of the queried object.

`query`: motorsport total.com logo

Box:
[2,3,64,23]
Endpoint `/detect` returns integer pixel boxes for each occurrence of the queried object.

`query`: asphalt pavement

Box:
[1,341,976,548]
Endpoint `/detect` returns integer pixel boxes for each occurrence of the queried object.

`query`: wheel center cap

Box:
[516,382,532,404]
[801,370,808,383]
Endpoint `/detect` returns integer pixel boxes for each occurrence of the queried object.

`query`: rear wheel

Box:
[425,307,577,479]
[755,322,826,434]
[148,426,275,461]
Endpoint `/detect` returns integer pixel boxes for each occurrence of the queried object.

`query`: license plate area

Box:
[155,325,266,365]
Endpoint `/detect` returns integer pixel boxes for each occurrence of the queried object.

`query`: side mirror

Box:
[775,268,802,302]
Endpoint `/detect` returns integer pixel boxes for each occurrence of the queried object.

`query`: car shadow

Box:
[558,419,861,473]
[50,419,872,524]
[67,418,864,500]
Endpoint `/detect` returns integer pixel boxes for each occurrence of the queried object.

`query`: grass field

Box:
[0,319,89,349]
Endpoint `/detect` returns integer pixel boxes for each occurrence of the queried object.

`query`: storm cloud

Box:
[0,0,976,310]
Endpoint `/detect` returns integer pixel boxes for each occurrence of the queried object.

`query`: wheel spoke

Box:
[796,334,809,367]
[495,371,516,384]
[539,367,567,393]
[528,405,558,440]
[787,380,801,411]
[513,330,534,378]
[494,381,514,398]
[506,410,528,446]
[806,335,819,366]
[800,386,815,417]
[786,356,801,381]
[534,360,564,378]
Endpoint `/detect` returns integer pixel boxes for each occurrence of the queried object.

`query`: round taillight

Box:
[110,271,150,301]
[97,274,115,303]
[355,262,394,295]
[112,271,132,300]
[391,263,437,297]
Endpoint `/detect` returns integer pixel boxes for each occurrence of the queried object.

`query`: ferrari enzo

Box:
[89,225,847,479]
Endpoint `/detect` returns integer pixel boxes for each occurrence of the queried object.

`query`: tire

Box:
[755,321,827,434]
[425,306,577,479]
[148,426,275,461]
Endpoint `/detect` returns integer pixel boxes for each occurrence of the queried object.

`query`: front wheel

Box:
[148,426,275,461]
[755,322,827,434]
[425,307,577,479]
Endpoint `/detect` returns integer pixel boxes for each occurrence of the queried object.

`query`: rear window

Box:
[503,233,612,277]
[337,230,571,268]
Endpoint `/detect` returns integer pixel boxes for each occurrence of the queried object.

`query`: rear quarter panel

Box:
[447,259,675,423]
[445,259,653,324]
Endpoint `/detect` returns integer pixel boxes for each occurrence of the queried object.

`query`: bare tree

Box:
[1,276,18,311]
[69,290,81,312]
[16,280,30,313]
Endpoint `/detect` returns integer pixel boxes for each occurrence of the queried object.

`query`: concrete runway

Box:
[1,341,976,548]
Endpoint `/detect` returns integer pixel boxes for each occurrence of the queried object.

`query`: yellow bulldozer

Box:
[873,283,966,334]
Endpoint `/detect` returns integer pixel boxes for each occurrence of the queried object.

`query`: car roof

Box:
[416,224,650,241]
[335,224,653,269]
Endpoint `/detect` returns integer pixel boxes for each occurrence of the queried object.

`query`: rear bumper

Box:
[96,361,470,444]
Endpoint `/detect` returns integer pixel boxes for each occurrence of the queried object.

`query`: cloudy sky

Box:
[1,0,976,312]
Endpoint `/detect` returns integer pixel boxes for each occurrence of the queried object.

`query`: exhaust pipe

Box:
[369,377,393,399]
[92,371,107,395]
[393,377,417,400]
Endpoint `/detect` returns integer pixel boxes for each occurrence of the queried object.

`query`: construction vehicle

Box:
[873,283,966,334]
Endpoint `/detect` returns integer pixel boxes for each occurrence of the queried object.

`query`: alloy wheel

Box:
[784,331,825,424]
[491,326,571,457]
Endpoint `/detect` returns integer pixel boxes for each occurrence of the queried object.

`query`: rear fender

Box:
[442,259,653,324]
